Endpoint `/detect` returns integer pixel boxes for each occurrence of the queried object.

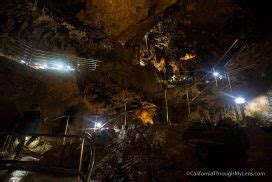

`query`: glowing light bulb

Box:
[213,72,219,77]
[235,97,246,104]
[40,64,48,69]
[95,122,102,128]
[56,63,64,70]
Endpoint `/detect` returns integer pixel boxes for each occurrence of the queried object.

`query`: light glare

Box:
[55,63,64,70]
[213,71,219,77]
[95,122,102,128]
[235,97,246,104]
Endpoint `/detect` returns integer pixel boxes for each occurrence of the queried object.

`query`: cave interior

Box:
[0,0,272,181]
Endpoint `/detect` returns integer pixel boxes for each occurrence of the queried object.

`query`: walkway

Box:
[0,36,101,72]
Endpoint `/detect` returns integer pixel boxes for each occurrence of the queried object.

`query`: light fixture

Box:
[20,60,26,64]
[213,71,220,77]
[139,60,147,67]
[48,61,75,71]
[55,63,64,70]
[95,122,102,128]
[235,97,246,104]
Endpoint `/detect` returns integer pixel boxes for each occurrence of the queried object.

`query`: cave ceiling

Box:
[1,0,271,61]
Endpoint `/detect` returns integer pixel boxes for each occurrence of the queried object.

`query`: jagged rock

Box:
[93,124,197,181]
[77,0,177,41]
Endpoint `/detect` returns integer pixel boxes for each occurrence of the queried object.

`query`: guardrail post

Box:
[124,101,127,126]
[63,116,70,144]
[164,88,170,125]
[78,138,85,182]
[186,89,191,114]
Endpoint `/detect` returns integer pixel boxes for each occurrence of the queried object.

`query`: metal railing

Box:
[0,36,101,72]
[0,132,95,182]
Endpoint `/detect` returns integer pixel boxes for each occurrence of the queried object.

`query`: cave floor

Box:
[0,154,79,182]
[0,170,78,182]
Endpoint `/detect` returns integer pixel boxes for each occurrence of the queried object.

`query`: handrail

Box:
[0,36,101,72]
[0,132,95,182]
